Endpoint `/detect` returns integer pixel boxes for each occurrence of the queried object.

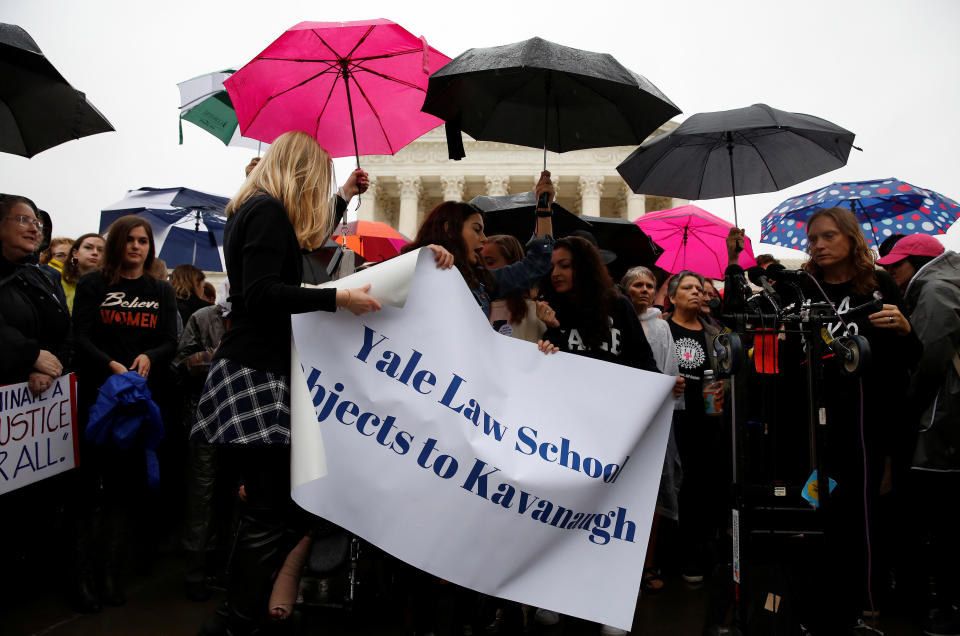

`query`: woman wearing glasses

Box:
[0,194,68,392]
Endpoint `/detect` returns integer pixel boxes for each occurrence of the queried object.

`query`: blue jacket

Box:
[86,371,165,488]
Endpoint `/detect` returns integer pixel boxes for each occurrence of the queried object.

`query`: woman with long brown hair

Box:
[72,214,179,611]
[403,172,556,320]
[796,206,921,631]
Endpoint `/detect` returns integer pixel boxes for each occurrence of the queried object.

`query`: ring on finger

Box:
[888,316,894,324]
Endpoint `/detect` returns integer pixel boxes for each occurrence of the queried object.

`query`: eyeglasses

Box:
[3,215,44,232]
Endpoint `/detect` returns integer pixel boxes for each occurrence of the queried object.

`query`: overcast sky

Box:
[4,0,959,258]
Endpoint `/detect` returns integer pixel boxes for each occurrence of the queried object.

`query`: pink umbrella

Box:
[224,19,451,164]
[635,205,757,279]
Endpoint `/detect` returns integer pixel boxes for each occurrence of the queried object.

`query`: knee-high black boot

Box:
[72,512,102,613]
[101,508,128,606]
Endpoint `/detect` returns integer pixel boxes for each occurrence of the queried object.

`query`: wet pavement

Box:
[2,551,925,636]
[0,490,926,636]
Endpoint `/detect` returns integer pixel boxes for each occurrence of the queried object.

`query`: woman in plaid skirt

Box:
[192,131,381,636]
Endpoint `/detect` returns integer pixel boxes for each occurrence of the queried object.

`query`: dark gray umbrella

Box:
[0,23,114,158]
[616,103,857,226]
[469,191,592,240]
[578,215,662,280]
[422,37,680,168]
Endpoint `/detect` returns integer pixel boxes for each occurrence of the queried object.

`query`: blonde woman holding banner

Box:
[192,131,380,636]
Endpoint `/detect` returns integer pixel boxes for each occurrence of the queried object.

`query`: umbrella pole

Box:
[726,133,739,228]
[542,73,551,173]
[193,210,200,266]
[342,67,361,171]
[853,199,880,247]
[342,66,363,210]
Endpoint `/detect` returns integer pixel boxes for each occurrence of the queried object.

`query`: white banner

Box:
[0,373,79,495]
[290,249,674,630]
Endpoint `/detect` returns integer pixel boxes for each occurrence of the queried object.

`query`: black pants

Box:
[673,411,725,570]
[218,444,311,634]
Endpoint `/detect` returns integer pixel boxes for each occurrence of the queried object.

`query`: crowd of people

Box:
[1,129,958,636]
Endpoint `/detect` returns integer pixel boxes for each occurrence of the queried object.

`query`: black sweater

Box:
[214,195,344,376]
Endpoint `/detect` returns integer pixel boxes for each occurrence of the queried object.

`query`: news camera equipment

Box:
[708,268,881,635]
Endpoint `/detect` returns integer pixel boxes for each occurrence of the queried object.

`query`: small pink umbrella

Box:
[225,19,452,164]
[635,205,757,279]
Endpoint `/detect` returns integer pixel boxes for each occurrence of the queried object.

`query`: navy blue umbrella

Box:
[100,187,230,271]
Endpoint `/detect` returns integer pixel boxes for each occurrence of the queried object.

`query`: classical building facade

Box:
[355,123,688,239]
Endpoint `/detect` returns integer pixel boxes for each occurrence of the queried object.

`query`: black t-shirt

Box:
[668,320,708,415]
[798,271,921,481]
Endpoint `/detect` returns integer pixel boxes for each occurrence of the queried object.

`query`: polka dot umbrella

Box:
[761,178,960,251]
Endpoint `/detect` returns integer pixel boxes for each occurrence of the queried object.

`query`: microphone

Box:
[747,266,781,307]
[764,263,806,282]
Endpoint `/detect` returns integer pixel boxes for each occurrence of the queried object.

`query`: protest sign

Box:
[290,249,674,630]
[0,373,79,495]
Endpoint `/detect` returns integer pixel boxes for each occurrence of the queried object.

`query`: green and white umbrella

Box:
[177,69,265,150]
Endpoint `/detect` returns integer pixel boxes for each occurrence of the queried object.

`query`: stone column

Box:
[578,176,604,217]
[398,176,422,239]
[440,175,465,202]
[485,175,510,197]
[356,177,379,222]
[625,186,646,221]
[670,197,689,210]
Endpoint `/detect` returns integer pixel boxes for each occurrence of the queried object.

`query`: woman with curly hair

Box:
[535,236,659,634]
[538,236,659,370]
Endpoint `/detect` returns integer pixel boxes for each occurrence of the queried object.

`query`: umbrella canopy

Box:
[100,187,230,272]
[617,103,856,226]
[422,36,680,167]
[333,220,408,262]
[469,191,592,241]
[635,205,757,280]
[225,19,451,163]
[0,23,114,158]
[578,215,663,280]
[178,68,266,150]
[761,178,960,250]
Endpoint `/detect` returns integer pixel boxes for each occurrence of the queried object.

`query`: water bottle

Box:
[702,369,723,415]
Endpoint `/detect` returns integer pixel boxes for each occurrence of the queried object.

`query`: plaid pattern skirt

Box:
[191,358,291,445]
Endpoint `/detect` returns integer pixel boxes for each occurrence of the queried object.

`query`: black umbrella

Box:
[469,191,592,240]
[422,37,680,169]
[616,103,857,227]
[578,215,663,280]
[0,23,114,158]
